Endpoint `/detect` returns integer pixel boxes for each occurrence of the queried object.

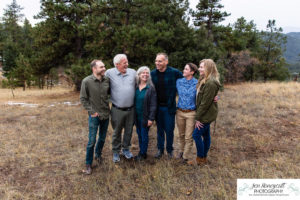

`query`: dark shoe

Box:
[82,165,92,175]
[181,158,188,164]
[176,152,183,159]
[134,153,147,161]
[167,152,173,159]
[95,156,102,165]
[154,150,163,159]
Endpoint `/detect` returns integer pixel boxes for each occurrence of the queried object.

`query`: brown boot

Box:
[196,157,206,165]
[187,159,195,165]
[188,157,206,166]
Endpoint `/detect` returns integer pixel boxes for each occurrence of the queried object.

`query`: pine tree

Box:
[85,0,193,70]
[1,0,24,74]
[257,20,289,81]
[11,54,33,90]
[193,0,230,39]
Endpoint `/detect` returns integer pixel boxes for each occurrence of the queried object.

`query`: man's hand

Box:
[214,95,219,102]
[147,120,153,127]
[91,112,99,117]
[195,120,203,130]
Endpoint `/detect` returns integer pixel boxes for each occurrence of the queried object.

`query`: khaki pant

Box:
[176,110,196,159]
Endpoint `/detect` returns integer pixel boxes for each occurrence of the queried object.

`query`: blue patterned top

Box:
[176,77,198,110]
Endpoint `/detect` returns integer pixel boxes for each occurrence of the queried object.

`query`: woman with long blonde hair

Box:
[188,59,221,165]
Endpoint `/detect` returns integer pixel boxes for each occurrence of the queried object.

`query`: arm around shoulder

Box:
[176,68,183,79]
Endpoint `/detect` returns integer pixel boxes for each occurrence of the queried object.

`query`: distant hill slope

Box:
[284,32,300,73]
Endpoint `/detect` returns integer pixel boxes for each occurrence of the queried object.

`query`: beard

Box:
[96,70,104,76]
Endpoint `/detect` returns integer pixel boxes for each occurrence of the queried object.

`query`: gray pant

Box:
[111,106,134,154]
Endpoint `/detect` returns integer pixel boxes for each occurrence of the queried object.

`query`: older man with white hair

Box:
[105,54,136,163]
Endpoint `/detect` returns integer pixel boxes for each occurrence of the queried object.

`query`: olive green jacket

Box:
[195,79,221,123]
[80,74,110,120]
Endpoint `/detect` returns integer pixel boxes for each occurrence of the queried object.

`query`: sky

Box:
[0,0,300,33]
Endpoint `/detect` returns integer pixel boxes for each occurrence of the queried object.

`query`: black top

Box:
[157,71,167,106]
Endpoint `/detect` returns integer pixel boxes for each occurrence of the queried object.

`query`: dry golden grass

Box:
[0,87,76,104]
[0,82,299,200]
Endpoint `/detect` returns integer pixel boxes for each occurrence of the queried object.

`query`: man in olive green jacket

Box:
[80,59,110,174]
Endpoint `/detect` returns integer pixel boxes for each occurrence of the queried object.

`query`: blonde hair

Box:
[197,59,220,90]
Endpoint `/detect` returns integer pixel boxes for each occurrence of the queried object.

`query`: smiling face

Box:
[199,62,206,76]
[116,58,128,74]
[93,61,106,76]
[155,54,168,72]
[183,64,194,78]
[139,69,150,83]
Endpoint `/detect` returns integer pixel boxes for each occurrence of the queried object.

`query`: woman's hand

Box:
[91,112,99,117]
[195,120,204,130]
[214,95,219,102]
[147,120,153,127]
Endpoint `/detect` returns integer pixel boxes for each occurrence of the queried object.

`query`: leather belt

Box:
[177,108,196,113]
[112,104,133,111]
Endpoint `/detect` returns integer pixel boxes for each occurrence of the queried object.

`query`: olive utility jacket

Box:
[195,79,221,123]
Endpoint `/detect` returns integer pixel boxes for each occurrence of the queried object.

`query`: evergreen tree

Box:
[192,0,230,80]
[193,0,230,39]
[1,0,24,74]
[257,20,289,81]
[34,0,94,64]
[20,18,34,58]
[84,0,194,70]
[0,23,5,63]
[11,53,33,90]
[219,17,260,82]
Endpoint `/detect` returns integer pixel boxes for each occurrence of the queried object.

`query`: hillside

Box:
[284,32,300,73]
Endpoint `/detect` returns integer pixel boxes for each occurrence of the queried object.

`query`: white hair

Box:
[136,66,153,86]
[113,54,127,67]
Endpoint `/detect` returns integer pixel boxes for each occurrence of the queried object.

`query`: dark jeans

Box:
[156,106,175,153]
[136,119,149,155]
[86,116,109,165]
[192,123,211,158]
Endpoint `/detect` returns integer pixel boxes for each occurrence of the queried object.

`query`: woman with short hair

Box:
[176,63,198,162]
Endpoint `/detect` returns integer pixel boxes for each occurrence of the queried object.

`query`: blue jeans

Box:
[86,116,109,165]
[136,119,149,155]
[192,123,211,158]
[156,106,175,153]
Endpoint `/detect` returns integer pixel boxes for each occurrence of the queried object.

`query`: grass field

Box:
[0,82,299,200]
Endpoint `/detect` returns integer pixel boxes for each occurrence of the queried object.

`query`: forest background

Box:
[0,0,299,91]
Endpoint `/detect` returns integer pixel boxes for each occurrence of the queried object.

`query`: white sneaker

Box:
[122,149,133,159]
[113,153,120,163]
